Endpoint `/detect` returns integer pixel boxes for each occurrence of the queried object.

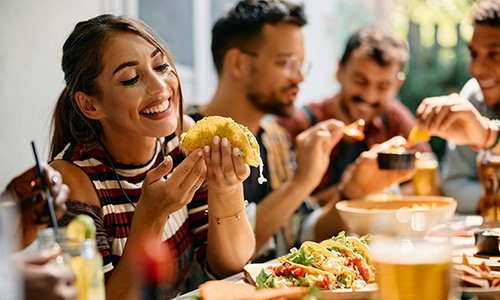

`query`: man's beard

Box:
[246,87,296,118]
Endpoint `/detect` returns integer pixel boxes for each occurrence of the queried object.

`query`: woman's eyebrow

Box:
[112,48,162,75]
[113,61,138,75]
[151,48,161,58]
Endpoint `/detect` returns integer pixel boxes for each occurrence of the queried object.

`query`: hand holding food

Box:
[182,116,261,167]
[182,116,265,184]
[416,94,495,148]
[340,136,414,199]
[293,119,344,191]
[341,119,365,141]
[406,126,430,147]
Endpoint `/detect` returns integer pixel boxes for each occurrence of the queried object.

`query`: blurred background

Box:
[0,0,475,187]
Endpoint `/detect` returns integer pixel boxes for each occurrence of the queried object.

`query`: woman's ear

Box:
[75,91,104,120]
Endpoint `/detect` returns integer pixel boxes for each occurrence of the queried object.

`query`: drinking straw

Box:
[31,140,60,242]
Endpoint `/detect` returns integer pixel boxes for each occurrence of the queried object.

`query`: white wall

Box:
[0,0,389,187]
[0,0,137,187]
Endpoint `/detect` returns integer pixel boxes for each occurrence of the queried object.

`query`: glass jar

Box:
[38,228,105,300]
[412,152,439,196]
[476,149,500,224]
[0,200,22,300]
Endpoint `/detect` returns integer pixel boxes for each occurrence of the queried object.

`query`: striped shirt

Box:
[55,134,209,296]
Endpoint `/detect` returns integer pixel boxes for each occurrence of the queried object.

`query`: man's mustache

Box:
[352,96,379,109]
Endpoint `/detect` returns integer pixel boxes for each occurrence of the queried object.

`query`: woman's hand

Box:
[202,136,250,193]
[138,150,206,220]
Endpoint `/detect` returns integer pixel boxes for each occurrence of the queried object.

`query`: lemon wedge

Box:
[67,214,96,241]
[408,127,430,144]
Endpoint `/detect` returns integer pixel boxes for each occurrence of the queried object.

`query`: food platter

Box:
[243,263,378,300]
[456,285,500,300]
[452,246,500,299]
[452,247,500,271]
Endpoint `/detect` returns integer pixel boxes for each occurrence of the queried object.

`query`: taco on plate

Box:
[320,232,376,284]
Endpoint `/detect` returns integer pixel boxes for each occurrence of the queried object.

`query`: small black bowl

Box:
[475,228,500,256]
[377,151,416,170]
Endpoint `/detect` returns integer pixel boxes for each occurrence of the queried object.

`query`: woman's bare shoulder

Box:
[50,159,101,207]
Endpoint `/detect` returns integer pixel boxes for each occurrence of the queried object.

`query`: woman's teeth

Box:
[141,101,169,114]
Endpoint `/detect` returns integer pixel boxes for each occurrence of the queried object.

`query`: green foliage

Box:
[393,0,475,160]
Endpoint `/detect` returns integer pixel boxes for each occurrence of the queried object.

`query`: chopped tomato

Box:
[316,275,331,289]
[349,257,370,282]
[270,263,307,277]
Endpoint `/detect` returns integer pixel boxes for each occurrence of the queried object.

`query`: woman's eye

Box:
[155,63,170,72]
[120,75,139,85]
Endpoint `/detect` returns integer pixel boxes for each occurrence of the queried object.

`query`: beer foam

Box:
[371,238,451,264]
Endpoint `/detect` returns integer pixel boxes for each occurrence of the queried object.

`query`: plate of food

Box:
[454,255,500,300]
[244,232,378,300]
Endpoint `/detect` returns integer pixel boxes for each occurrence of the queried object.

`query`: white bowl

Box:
[335,196,457,236]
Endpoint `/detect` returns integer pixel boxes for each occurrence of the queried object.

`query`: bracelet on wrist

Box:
[471,117,493,151]
[486,119,500,151]
[204,200,248,225]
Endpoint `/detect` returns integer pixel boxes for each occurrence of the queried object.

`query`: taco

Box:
[320,232,376,284]
[181,116,261,167]
[256,235,376,291]
[256,258,335,290]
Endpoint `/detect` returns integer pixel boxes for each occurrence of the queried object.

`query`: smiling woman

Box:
[47,14,255,299]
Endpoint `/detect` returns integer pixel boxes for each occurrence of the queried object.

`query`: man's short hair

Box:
[472,0,500,26]
[340,26,409,70]
[211,0,307,75]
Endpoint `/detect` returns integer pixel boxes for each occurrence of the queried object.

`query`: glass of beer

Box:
[412,152,439,196]
[371,232,454,300]
[477,150,500,224]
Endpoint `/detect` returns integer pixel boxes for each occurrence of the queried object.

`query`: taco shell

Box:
[276,256,334,278]
[181,116,261,167]
[320,239,376,283]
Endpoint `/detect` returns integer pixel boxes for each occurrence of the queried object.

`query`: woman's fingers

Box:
[177,150,206,192]
[232,147,250,181]
[220,137,239,182]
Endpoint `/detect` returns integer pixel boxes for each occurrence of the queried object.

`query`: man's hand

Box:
[340,136,415,199]
[2,163,69,248]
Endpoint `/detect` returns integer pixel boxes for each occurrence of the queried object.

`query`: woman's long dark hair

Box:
[50,14,183,159]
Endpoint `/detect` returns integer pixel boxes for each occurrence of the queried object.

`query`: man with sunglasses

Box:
[278,26,432,206]
[186,0,346,262]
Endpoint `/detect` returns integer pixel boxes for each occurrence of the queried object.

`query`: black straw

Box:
[30,141,60,242]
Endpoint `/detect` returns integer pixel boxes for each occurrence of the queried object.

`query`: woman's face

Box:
[91,32,180,140]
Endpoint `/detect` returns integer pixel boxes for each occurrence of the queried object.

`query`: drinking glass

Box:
[38,228,105,300]
[370,225,455,300]
[477,150,500,224]
[412,151,439,196]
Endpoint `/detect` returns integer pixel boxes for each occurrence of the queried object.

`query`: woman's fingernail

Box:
[222,137,229,146]
[213,136,220,145]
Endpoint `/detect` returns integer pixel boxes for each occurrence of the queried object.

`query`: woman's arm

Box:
[202,136,255,277]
